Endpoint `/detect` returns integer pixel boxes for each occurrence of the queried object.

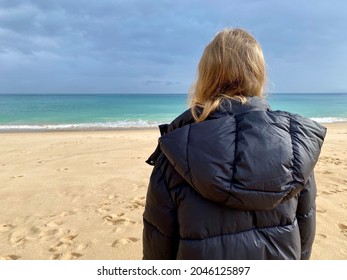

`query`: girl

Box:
[143,28,326,259]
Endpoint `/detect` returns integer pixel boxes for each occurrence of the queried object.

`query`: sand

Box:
[0,123,346,260]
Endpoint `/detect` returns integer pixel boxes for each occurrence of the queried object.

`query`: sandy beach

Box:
[0,123,346,260]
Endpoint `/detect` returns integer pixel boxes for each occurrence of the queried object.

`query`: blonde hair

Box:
[189,28,266,122]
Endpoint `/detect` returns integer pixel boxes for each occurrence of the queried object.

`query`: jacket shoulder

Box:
[146,109,194,166]
[271,110,327,139]
[167,109,195,133]
[271,110,326,184]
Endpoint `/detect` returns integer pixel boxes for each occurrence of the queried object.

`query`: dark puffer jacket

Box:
[143,97,326,260]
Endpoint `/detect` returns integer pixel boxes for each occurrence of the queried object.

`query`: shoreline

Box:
[0,127,159,133]
[0,121,346,134]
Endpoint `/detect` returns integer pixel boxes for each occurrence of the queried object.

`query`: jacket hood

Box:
[158,97,327,211]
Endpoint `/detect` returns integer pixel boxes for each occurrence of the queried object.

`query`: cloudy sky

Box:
[0,0,346,94]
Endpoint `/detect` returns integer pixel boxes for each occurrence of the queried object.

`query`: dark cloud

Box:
[0,0,346,93]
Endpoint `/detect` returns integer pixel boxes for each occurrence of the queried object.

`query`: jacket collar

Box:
[146,96,270,166]
[208,96,270,118]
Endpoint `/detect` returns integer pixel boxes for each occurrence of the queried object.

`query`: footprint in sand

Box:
[30,226,42,235]
[103,215,135,226]
[57,168,69,171]
[337,223,347,238]
[126,196,146,211]
[322,189,344,196]
[0,224,15,232]
[317,209,327,214]
[51,252,82,260]
[314,234,328,244]
[96,202,112,214]
[111,237,139,247]
[39,228,61,239]
[76,243,91,251]
[99,202,111,206]
[60,233,79,244]
[104,214,125,229]
[0,255,21,260]
[48,241,65,252]
[321,156,342,165]
[316,234,327,240]
[48,233,79,252]
[337,224,347,231]
[96,161,107,165]
[10,175,24,179]
[9,230,30,247]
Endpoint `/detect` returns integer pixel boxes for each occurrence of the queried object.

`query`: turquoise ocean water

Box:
[0,93,346,131]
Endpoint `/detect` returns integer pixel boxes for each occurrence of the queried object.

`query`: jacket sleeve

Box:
[296,172,317,260]
[142,154,179,259]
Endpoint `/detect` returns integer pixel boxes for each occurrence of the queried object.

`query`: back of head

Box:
[190,28,266,122]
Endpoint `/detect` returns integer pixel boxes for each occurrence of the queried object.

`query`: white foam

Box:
[1,117,346,131]
[0,120,164,131]
[310,117,347,123]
